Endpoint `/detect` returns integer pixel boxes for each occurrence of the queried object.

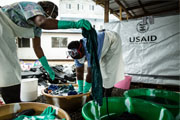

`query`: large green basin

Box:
[82,97,174,120]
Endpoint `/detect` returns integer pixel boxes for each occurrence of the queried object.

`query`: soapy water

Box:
[91,102,143,120]
[91,97,144,120]
[90,104,144,120]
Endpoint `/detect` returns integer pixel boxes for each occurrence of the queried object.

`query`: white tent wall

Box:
[104,15,180,86]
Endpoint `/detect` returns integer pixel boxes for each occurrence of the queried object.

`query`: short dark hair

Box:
[68,41,81,49]
[38,1,58,18]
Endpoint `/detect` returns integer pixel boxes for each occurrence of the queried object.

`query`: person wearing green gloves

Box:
[67,40,92,94]
[0,1,91,103]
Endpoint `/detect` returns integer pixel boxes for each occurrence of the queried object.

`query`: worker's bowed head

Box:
[67,40,85,59]
[32,1,58,27]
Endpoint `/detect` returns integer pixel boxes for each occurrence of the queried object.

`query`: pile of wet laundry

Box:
[22,64,76,84]
[44,84,78,96]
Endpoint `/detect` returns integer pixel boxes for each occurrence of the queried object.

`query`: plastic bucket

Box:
[20,78,38,102]
[114,76,132,90]
[124,88,180,118]
[42,84,91,112]
[82,97,174,120]
[0,102,71,120]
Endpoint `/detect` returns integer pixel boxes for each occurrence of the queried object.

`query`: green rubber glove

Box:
[14,107,56,120]
[77,80,84,93]
[39,56,55,80]
[83,81,92,93]
[58,19,92,30]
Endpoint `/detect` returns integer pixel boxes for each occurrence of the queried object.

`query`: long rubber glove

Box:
[83,81,92,93]
[14,107,56,120]
[39,56,55,80]
[58,19,92,30]
[77,80,83,93]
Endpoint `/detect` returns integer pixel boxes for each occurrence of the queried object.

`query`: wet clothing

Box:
[1,2,45,37]
[82,29,125,105]
[74,31,105,67]
[82,28,103,106]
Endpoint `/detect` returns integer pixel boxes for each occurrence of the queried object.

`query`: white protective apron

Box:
[100,31,125,88]
[0,10,34,87]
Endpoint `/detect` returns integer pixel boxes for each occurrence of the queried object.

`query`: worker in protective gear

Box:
[67,30,124,94]
[0,1,91,103]
[67,40,92,94]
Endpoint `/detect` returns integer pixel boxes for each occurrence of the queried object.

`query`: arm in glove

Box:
[39,56,55,80]
[58,19,92,30]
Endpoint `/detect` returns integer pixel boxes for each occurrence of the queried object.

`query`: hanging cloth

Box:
[82,28,103,106]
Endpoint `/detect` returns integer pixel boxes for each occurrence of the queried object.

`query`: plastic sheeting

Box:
[104,15,180,85]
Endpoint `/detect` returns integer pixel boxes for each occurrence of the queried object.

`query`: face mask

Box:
[67,49,79,58]
[77,56,86,64]
[67,42,83,59]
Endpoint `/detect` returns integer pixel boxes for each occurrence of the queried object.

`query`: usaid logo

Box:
[129,21,157,44]
[136,21,149,33]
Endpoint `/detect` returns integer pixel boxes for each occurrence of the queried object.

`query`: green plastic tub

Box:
[82,97,174,120]
[124,88,180,118]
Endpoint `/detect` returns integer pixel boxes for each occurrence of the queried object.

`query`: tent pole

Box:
[104,0,109,23]
[119,6,122,21]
